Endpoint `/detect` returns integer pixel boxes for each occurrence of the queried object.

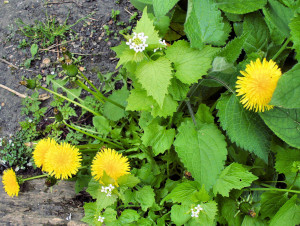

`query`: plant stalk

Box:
[272,37,291,61]
[22,174,48,182]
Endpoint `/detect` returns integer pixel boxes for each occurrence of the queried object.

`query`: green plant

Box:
[17,39,29,49]
[111,9,120,22]
[103,25,112,36]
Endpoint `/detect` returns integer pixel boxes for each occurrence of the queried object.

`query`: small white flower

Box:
[191,204,203,218]
[126,32,148,53]
[195,204,203,212]
[101,186,106,193]
[159,39,167,46]
[11,143,14,147]
[15,166,20,172]
[191,210,199,218]
[51,71,55,75]
[28,119,33,123]
[98,216,105,222]
[9,140,12,144]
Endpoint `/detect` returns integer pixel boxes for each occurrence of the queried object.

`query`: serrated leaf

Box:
[103,208,117,223]
[195,104,214,124]
[126,88,154,112]
[161,181,199,204]
[171,205,191,226]
[270,195,300,226]
[218,33,248,63]
[242,216,267,226]
[260,192,288,219]
[135,185,155,211]
[75,173,91,194]
[174,120,227,189]
[213,163,258,197]
[93,116,111,136]
[220,198,243,225]
[141,121,175,156]
[168,78,190,101]
[50,78,82,101]
[103,88,129,121]
[290,15,300,60]
[271,64,300,108]
[195,201,218,226]
[117,174,140,188]
[215,0,267,14]
[275,146,300,174]
[82,202,101,226]
[151,94,178,118]
[118,209,140,224]
[263,0,294,38]
[185,0,230,48]
[153,0,179,18]
[165,40,219,85]
[217,93,271,162]
[243,12,269,54]
[260,108,300,149]
[136,57,172,107]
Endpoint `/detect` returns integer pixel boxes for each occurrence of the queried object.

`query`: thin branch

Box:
[124,7,134,16]
[39,40,74,51]
[0,84,27,98]
[0,58,19,69]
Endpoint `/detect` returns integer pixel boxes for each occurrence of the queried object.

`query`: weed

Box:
[111,9,120,22]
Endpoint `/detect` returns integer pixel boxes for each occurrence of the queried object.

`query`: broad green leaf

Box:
[118,209,140,224]
[86,179,117,210]
[134,8,161,49]
[260,108,300,149]
[161,181,199,204]
[213,163,258,197]
[275,146,300,174]
[154,15,171,37]
[49,78,82,102]
[103,208,117,223]
[242,216,267,226]
[168,78,190,101]
[193,201,218,226]
[271,64,300,108]
[103,88,129,121]
[270,195,300,226]
[217,93,271,162]
[141,121,175,156]
[184,0,230,48]
[153,0,179,18]
[195,104,214,124]
[215,0,267,14]
[260,192,288,219]
[220,198,243,226]
[30,43,38,57]
[243,12,269,54]
[75,173,91,194]
[165,40,219,85]
[290,15,300,61]
[130,0,153,11]
[174,120,227,189]
[218,33,248,63]
[112,42,145,68]
[82,202,102,226]
[263,0,294,38]
[117,174,140,188]
[135,185,156,211]
[136,57,172,108]
[126,88,154,112]
[151,94,178,118]
[93,116,111,136]
[171,205,191,226]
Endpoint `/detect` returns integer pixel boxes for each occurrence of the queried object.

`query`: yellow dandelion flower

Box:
[236,58,282,112]
[44,143,82,180]
[2,168,20,197]
[33,138,57,171]
[91,148,130,186]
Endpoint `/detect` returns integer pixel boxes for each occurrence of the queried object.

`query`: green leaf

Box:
[271,64,300,109]
[62,64,78,77]
[165,40,219,85]
[171,205,191,226]
[260,108,300,149]
[195,104,214,124]
[30,43,38,57]
[275,146,300,174]
[49,78,82,101]
[75,174,91,194]
[117,174,140,188]
[213,163,258,197]
[218,33,248,63]
[184,0,230,48]
[217,93,271,162]
[86,179,118,210]
[134,8,161,49]
[263,0,294,38]
[194,201,218,226]
[215,0,267,14]
[141,121,175,156]
[168,78,190,101]
[243,12,269,54]
[103,88,129,121]
[126,87,154,112]
[290,14,300,61]
[153,0,179,18]
[93,116,111,136]
[135,185,156,211]
[174,120,227,189]
[103,208,117,223]
[82,202,100,226]
[260,192,288,219]
[136,57,172,108]
[220,198,243,226]
[242,216,267,226]
[118,209,140,224]
[151,94,178,118]
[161,181,199,204]
[270,195,300,226]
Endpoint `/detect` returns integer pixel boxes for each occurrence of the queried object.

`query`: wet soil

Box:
[0,0,136,224]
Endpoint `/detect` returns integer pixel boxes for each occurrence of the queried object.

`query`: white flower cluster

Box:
[154,39,167,52]
[126,32,148,53]
[98,216,105,223]
[101,184,115,197]
[191,204,203,218]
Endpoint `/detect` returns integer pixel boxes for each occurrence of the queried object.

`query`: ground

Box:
[0,0,135,224]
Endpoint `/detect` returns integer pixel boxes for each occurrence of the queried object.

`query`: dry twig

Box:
[0,58,19,69]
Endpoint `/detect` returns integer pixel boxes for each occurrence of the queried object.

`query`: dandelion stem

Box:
[75,79,105,104]
[272,37,291,61]
[39,86,101,116]
[22,174,48,182]
[79,72,125,110]
[63,121,124,149]
[185,100,197,126]
[246,187,300,194]
[205,76,235,94]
